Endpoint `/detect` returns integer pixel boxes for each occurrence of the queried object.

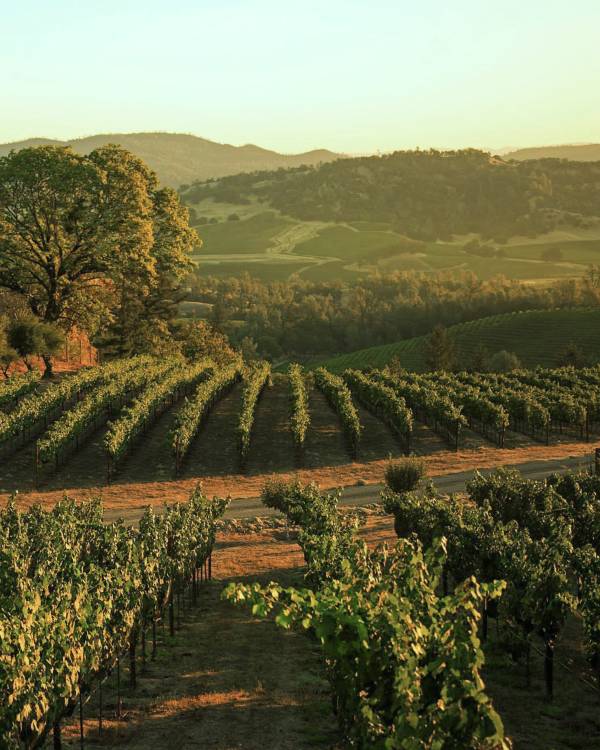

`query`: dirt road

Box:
[103,452,594,524]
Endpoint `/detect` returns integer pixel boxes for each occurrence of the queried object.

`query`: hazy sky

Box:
[2,0,599,153]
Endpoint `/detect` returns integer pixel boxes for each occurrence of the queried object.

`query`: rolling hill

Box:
[312,308,600,373]
[505,143,600,162]
[0,132,340,187]
[183,149,600,243]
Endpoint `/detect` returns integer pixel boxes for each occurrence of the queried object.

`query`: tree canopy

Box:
[188,271,600,360]
[0,145,197,372]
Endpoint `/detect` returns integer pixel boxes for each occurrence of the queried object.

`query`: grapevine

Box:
[375,369,466,448]
[0,356,153,454]
[104,358,213,471]
[314,367,361,457]
[37,358,178,468]
[0,370,41,409]
[344,368,412,451]
[237,362,271,465]
[288,363,310,452]
[224,480,509,748]
[171,361,241,470]
[0,488,228,748]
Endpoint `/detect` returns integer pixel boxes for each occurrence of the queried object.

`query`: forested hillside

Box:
[183,149,600,241]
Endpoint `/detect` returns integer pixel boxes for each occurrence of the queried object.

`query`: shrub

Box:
[384,456,426,494]
[488,350,522,372]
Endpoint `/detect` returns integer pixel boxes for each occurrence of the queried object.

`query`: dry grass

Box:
[9,438,595,515]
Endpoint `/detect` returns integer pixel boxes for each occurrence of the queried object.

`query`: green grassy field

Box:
[347,220,393,231]
[194,260,309,282]
[310,308,600,372]
[296,260,367,282]
[504,239,600,263]
[291,225,422,263]
[195,211,293,254]
[186,196,600,282]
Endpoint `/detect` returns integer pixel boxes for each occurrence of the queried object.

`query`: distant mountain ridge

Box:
[0,132,340,187]
[505,143,600,162]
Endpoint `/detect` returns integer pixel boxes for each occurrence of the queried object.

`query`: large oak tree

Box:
[0,145,197,375]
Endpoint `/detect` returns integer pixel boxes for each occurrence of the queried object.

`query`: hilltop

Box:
[0,132,339,187]
[504,143,600,162]
[183,149,600,243]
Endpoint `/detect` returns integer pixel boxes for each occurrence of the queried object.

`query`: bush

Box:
[384,456,426,494]
[488,350,522,372]
[556,341,586,368]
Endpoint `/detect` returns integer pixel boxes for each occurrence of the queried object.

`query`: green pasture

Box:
[195,211,293,254]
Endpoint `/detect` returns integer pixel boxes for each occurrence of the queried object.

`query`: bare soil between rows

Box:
[1,379,596,513]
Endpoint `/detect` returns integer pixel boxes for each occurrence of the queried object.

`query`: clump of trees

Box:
[420,326,525,373]
[0,145,198,375]
[7,319,63,372]
[0,316,64,376]
[172,319,235,364]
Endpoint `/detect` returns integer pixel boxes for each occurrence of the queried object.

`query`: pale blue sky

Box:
[2,0,599,153]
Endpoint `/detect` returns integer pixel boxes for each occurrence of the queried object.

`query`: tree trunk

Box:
[116,657,121,719]
[53,722,62,750]
[79,689,84,749]
[544,642,554,700]
[129,635,137,690]
[169,589,175,637]
[42,354,54,379]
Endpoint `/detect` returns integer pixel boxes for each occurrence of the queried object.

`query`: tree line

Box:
[190,270,600,360]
